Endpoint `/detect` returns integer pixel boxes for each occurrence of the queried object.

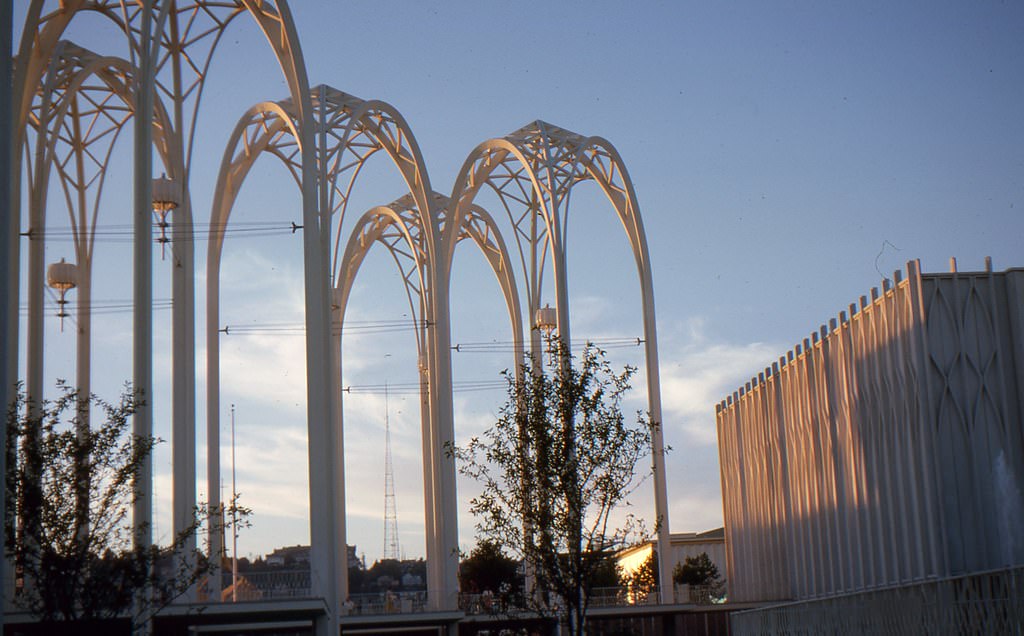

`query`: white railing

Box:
[459,583,728,615]
[206,569,312,601]
[202,574,727,614]
[731,565,1024,635]
[346,591,428,615]
[673,583,727,605]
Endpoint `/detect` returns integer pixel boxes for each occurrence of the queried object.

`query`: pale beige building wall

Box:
[617,532,726,584]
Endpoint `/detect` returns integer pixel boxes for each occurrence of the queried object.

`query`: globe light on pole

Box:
[46,258,77,332]
[534,304,557,337]
[151,174,181,259]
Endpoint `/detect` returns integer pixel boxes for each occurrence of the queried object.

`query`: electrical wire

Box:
[23,220,301,244]
[342,379,508,396]
[221,319,427,336]
[219,321,643,353]
[450,337,643,353]
[21,297,174,316]
[22,296,643,355]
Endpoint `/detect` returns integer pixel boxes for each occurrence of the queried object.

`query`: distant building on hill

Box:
[265,544,359,568]
[265,544,311,567]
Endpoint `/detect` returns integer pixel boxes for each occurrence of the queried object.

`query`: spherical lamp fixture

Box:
[47,258,78,331]
[534,304,557,337]
[152,174,181,258]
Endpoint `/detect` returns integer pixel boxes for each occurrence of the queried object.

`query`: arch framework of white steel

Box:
[447,120,674,599]
[22,40,178,559]
[334,192,525,606]
[206,84,532,609]
[7,2,344,634]
[4,2,673,628]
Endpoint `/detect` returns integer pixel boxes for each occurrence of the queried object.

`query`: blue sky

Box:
[16,1,1024,564]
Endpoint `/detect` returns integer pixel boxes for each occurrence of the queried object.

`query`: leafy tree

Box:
[672,552,719,586]
[672,552,725,604]
[5,382,239,629]
[620,552,658,601]
[347,558,367,593]
[366,558,403,590]
[404,558,427,585]
[460,536,520,602]
[590,554,621,589]
[452,342,656,635]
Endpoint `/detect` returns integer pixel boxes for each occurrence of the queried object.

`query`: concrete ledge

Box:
[154,598,326,632]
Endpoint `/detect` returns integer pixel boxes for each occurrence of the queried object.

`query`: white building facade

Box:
[716,260,1024,603]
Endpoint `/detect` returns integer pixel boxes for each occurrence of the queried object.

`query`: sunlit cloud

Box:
[668,492,727,533]
[190,303,784,555]
[658,317,780,446]
[646,317,784,533]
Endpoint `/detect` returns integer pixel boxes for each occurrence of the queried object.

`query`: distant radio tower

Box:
[383,384,401,561]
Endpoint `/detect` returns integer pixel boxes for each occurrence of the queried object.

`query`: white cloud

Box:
[568,294,614,332]
[188,303,783,556]
[668,492,727,533]
[658,318,780,446]
[220,333,309,405]
[645,317,784,533]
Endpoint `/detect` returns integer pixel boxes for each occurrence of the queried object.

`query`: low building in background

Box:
[616,528,727,603]
[716,260,1024,631]
[265,544,312,567]
[618,529,726,580]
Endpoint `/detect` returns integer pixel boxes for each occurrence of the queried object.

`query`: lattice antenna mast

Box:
[383,384,401,561]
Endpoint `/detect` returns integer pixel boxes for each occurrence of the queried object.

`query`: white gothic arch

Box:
[206,85,466,608]
[448,120,674,599]
[6,1,339,625]
[335,192,523,607]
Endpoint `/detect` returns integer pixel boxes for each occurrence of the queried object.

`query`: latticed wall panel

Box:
[717,261,1024,603]
[731,565,1024,635]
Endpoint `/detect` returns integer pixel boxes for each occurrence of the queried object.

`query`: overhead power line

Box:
[220,319,428,336]
[218,322,642,352]
[451,337,644,353]
[21,297,174,316]
[343,379,508,396]
[21,220,301,244]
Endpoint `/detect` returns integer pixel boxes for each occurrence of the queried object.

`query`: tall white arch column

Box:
[449,120,674,602]
[206,100,310,603]
[237,7,338,630]
[337,194,524,611]
[335,203,435,603]
[132,0,171,575]
[0,0,13,620]
[579,138,673,599]
[208,85,465,611]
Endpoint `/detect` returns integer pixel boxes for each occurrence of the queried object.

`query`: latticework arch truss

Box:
[205,83,466,607]
[6,4,677,622]
[7,0,343,621]
[448,119,675,600]
[335,190,523,606]
[23,40,176,412]
[337,192,524,381]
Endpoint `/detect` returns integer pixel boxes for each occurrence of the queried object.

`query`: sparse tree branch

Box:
[450,340,656,635]
[5,382,250,631]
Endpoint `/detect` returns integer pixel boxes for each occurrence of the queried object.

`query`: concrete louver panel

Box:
[717,259,1024,603]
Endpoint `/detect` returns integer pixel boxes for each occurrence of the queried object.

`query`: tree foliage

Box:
[452,342,656,635]
[672,552,725,604]
[620,552,658,601]
[460,536,520,598]
[5,382,238,626]
[672,552,720,586]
